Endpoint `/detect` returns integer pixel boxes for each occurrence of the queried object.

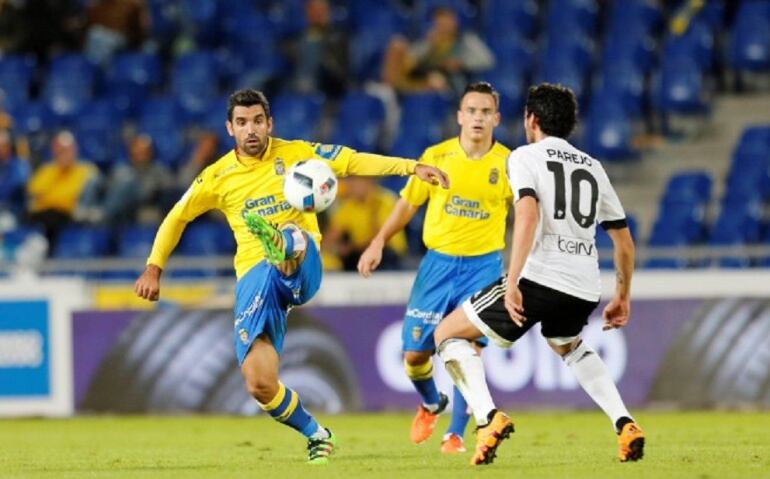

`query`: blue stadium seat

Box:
[534,59,588,104]
[650,200,706,245]
[179,0,221,45]
[117,224,157,259]
[349,6,407,83]
[708,200,762,268]
[662,171,712,204]
[546,0,599,36]
[106,52,162,117]
[583,103,636,162]
[270,93,324,140]
[389,93,451,158]
[137,97,187,168]
[592,64,645,118]
[147,0,179,45]
[75,100,123,170]
[0,54,36,110]
[729,2,770,72]
[482,64,527,120]
[8,101,55,135]
[328,92,386,151]
[170,220,235,278]
[53,225,112,259]
[171,51,220,123]
[653,57,708,115]
[482,0,538,40]
[43,54,97,124]
[726,152,770,201]
[662,18,715,71]
[202,96,232,156]
[221,8,284,86]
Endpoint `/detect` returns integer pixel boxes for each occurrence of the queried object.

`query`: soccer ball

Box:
[283,159,338,213]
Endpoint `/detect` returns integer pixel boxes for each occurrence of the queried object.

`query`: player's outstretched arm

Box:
[345,152,449,188]
[358,198,418,278]
[603,226,635,330]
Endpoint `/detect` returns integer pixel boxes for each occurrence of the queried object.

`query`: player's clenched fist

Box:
[135,264,162,301]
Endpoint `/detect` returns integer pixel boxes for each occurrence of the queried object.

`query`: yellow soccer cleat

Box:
[470,410,514,465]
[440,433,466,454]
[618,422,645,462]
[410,393,448,444]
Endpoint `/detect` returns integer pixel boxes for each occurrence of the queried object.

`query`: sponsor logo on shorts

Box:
[543,234,596,257]
[405,308,443,325]
[238,328,249,344]
[235,295,264,326]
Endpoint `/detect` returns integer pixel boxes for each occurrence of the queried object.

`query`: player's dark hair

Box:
[227,89,271,121]
[525,83,578,138]
[461,81,500,110]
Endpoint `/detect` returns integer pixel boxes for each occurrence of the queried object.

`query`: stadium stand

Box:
[0,0,768,276]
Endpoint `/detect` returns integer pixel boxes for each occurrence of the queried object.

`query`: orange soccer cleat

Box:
[440,433,466,453]
[618,422,645,462]
[410,393,448,444]
[470,410,514,465]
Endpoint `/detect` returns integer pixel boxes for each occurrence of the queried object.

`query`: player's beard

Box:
[241,134,266,157]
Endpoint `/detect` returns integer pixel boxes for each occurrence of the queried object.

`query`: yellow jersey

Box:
[400,138,511,256]
[148,137,417,279]
[27,161,98,214]
[329,184,408,254]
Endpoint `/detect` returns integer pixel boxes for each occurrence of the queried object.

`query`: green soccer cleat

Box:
[244,212,286,265]
[307,429,337,465]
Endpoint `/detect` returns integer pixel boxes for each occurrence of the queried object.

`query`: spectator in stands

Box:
[25,130,100,247]
[177,130,220,190]
[286,0,349,98]
[83,0,149,66]
[322,177,407,271]
[102,134,175,225]
[0,0,80,59]
[381,7,494,95]
[0,129,30,220]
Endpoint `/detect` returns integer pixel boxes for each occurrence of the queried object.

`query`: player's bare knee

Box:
[404,350,431,367]
[244,374,279,403]
[547,336,581,357]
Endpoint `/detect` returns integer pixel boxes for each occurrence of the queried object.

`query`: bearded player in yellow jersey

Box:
[358,82,511,454]
[134,89,448,464]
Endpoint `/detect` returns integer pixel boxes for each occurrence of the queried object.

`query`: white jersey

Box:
[507,136,626,301]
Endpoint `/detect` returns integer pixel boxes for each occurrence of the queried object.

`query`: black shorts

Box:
[462,276,599,347]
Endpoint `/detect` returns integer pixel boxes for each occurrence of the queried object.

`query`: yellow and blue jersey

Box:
[400,137,512,256]
[148,137,416,279]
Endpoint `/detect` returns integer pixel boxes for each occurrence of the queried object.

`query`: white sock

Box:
[563,340,632,429]
[437,339,496,426]
[309,425,330,440]
[283,225,307,257]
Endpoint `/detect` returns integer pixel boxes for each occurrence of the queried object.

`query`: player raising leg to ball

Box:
[134,89,448,464]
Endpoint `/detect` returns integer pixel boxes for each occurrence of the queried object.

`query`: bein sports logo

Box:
[543,234,596,257]
[0,330,44,368]
[375,318,626,393]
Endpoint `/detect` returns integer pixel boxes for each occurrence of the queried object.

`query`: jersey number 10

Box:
[546,161,598,229]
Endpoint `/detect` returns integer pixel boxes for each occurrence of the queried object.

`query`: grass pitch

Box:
[1,411,769,478]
